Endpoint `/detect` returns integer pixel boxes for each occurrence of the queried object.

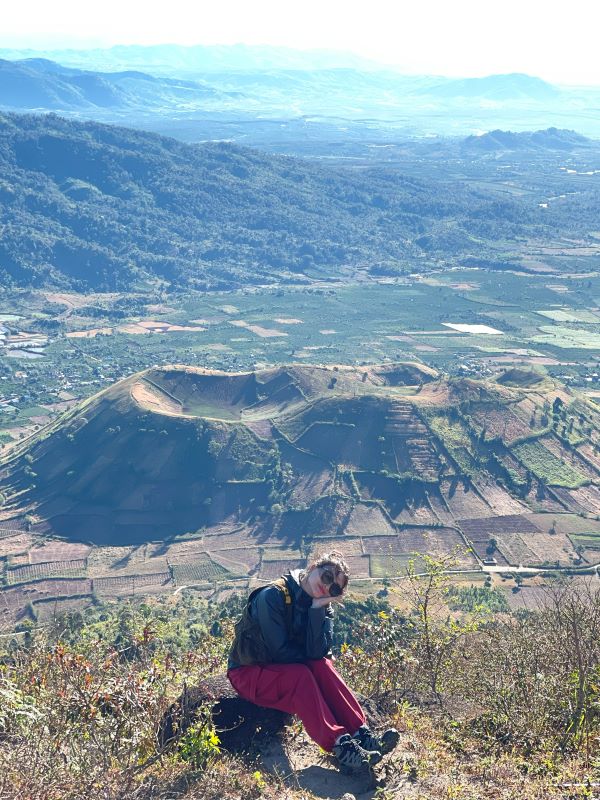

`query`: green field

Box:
[570,533,600,550]
[512,441,588,488]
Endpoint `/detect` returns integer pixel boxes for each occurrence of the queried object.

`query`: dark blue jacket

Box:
[228,570,334,669]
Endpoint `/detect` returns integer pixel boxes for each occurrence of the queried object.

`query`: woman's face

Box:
[303,565,346,599]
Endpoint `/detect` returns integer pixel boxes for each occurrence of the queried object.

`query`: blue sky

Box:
[2,0,599,85]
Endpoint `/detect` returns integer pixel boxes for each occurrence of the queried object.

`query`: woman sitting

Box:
[227,551,399,774]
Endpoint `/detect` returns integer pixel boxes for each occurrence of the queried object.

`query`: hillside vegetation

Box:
[0,112,573,291]
[1,563,599,799]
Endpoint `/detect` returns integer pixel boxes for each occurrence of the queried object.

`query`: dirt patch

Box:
[230,320,288,338]
[29,541,91,563]
[66,328,113,338]
[131,380,183,416]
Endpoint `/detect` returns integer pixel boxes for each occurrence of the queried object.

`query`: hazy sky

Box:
[2,0,599,85]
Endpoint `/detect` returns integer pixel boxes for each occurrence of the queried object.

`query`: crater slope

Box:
[1,363,600,623]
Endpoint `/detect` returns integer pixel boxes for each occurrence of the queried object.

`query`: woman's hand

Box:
[311,595,343,609]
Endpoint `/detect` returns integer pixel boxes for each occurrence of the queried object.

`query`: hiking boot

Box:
[353,725,400,762]
[332,733,374,774]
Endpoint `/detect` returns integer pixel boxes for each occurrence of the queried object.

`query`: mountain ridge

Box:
[1,111,553,291]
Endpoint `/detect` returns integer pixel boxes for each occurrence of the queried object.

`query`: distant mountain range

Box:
[2,46,600,140]
[462,127,590,153]
[0,58,233,112]
[0,44,384,75]
[425,73,560,101]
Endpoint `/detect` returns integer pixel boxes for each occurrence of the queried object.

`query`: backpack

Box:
[229,577,293,666]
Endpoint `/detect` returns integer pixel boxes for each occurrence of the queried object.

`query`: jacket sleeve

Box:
[255,586,334,663]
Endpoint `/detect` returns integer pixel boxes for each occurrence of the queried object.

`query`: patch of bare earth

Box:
[229,320,288,338]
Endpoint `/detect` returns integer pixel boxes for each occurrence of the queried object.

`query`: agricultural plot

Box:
[344,504,396,537]
[441,479,494,519]
[34,595,94,622]
[556,484,600,516]
[536,309,600,323]
[504,585,552,612]
[92,573,171,593]
[14,578,92,598]
[512,441,588,487]
[527,512,600,536]
[370,553,427,578]
[6,559,87,585]
[495,532,574,567]
[259,559,305,580]
[310,535,364,556]
[28,541,92,563]
[0,519,27,533]
[539,438,600,482]
[459,514,542,537]
[209,550,257,575]
[579,443,600,472]
[394,527,477,567]
[171,558,231,584]
[570,533,600,551]
[361,534,403,555]
[471,478,528,517]
[207,547,261,572]
[341,554,371,578]
[470,405,533,444]
[532,326,600,350]
[0,533,34,557]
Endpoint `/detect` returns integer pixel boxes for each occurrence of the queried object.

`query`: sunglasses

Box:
[320,567,344,597]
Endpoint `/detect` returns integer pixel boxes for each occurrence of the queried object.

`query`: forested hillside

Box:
[0,112,566,291]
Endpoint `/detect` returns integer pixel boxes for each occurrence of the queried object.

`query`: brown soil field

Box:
[343,504,395,537]
[441,480,493,519]
[527,513,600,535]
[7,559,87,583]
[504,585,554,611]
[260,559,305,580]
[341,554,371,578]
[28,541,91,563]
[92,573,171,593]
[0,518,28,531]
[397,527,476,566]
[360,534,403,555]
[309,536,364,557]
[459,514,541,537]
[44,292,121,311]
[471,478,528,516]
[495,531,573,566]
[558,484,600,515]
[471,407,532,444]
[16,577,92,597]
[8,553,30,565]
[210,550,258,574]
[394,505,439,525]
[0,533,34,557]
